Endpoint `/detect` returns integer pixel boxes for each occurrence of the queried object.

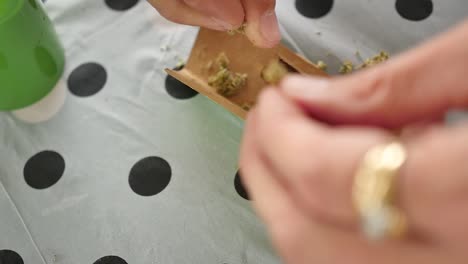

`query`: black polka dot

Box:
[94,256,128,264]
[129,157,171,197]
[68,62,107,97]
[234,170,249,200]
[295,0,334,19]
[396,0,433,21]
[105,0,139,11]
[165,66,198,100]
[0,250,24,264]
[24,151,65,190]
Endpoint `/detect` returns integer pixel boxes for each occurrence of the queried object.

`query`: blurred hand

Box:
[147,0,281,48]
[239,20,468,264]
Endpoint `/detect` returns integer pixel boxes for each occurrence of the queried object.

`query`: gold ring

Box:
[352,141,408,240]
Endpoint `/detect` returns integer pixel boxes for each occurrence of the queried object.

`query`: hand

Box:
[239,20,468,264]
[147,0,281,48]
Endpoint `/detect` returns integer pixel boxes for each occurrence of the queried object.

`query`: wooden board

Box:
[166,28,328,120]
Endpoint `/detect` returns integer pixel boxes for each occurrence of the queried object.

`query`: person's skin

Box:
[148,2,468,263]
[240,20,468,263]
[147,0,281,48]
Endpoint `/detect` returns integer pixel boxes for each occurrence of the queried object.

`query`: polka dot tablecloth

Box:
[0,0,467,263]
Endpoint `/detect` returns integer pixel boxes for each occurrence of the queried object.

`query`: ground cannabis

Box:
[316,60,328,71]
[227,23,247,35]
[261,59,289,84]
[339,61,354,74]
[359,51,389,69]
[207,53,248,97]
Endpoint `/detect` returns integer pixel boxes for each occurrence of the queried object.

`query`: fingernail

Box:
[281,76,330,100]
[210,16,234,31]
[259,11,281,46]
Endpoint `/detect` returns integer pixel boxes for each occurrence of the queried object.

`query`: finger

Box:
[148,0,242,31]
[281,20,468,128]
[240,0,281,48]
[183,0,244,30]
[398,123,468,246]
[239,109,305,236]
[255,89,468,245]
[240,111,353,264]
[254,88,391,227]
[242,107,461,264]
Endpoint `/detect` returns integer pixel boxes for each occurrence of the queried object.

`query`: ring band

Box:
[352,141,408,240]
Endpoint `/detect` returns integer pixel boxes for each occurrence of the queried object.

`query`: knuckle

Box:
[348,70,397,117]
[350,71,390,101]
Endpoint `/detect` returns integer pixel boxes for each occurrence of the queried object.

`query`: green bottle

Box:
[0,0,65,111]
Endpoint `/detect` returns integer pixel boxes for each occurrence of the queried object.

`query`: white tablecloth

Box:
[1,0,467,263]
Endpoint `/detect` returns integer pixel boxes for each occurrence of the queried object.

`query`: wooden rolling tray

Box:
[166,28,328,120]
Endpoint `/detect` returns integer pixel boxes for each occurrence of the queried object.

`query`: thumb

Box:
[280,20,468,128]
[182,0,244,30]
[241,0,281,48]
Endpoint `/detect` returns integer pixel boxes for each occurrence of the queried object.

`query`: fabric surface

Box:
[1,0,467,263]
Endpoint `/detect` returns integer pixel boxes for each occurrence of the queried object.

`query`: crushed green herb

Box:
[208,69,247,97]
[335,51,390,74]
[175,55,185,68]
[227,23,247,35]
[359,51,389,69]
[261,59,289,84]
[339,61,354,74]
[207,53,248,97]
[316,61,328,71]
[215,53,230,69]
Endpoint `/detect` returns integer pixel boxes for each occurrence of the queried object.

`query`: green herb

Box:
[339,61,354,74]
[261,60,289,84]
[316,60,328,71]
[207,53,248,97]
[359,51,389,69]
